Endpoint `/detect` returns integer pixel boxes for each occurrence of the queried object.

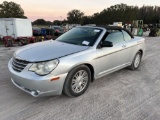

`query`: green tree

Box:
[0,1,26,18]
[67,9,84,24]
[138,5,160,24]
[102,4,138,24]
[81,16,92,25]
[88,4,160,25]
[61,19,68,25]
[53,20,61,25]
[33,19,46,25]
[46,21,52,25]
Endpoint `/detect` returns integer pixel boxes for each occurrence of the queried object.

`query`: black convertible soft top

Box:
[97,25,134,38]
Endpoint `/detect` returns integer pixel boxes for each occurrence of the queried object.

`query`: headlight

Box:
[29,59,59,75]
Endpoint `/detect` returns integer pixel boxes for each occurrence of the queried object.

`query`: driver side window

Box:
[105,30,124,45]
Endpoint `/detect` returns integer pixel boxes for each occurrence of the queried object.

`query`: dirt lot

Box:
[1,34,160,120]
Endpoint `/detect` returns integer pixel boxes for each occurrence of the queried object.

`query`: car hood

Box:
[14,40,89,62]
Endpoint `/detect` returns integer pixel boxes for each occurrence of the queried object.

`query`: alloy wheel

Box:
[71,70,89,93]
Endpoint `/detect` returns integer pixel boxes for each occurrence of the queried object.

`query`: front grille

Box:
[12,57,29,72]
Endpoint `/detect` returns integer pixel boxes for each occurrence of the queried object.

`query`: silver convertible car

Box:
[8,26,146,97]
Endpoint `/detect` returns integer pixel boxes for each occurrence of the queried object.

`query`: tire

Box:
[128,51,142,70]
[63,65,91,97]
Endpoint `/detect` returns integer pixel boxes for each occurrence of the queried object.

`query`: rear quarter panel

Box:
[129,36,146,63]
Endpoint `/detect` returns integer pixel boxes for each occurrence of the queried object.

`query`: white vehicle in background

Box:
[113,22,123,27]
[65,24,81,31]
[0,18,32,39]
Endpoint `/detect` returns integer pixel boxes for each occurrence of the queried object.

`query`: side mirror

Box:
[102,41,113,47]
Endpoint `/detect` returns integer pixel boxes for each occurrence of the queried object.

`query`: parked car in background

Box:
[65,24,81,31]
[8,26,146,97]
[45,28,55,40]
[33,27,41,36]
[52,26,64,36]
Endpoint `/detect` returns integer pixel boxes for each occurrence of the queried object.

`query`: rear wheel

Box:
[129,51,142,70]
[63,65,91,97]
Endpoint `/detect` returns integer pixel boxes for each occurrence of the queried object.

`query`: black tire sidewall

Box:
[63,65,91,97]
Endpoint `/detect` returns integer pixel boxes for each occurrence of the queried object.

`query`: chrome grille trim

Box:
[13,58,28,66]
[12,62,25,69]
[12,57,29,72]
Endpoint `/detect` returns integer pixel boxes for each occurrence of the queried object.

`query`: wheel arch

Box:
[83,63,95,82]
[62,63,95,97]
[138,49,143,56]
[67,63,95,82]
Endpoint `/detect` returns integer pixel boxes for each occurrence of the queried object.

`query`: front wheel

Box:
[63,65,91,97]
[129,51,142,70]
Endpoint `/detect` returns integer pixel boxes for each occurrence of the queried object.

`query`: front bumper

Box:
[8,59,68,97]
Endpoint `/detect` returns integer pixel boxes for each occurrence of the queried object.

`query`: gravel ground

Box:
[1,33,160,120]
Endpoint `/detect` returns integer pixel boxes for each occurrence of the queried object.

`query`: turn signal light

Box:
[51,77,60,81]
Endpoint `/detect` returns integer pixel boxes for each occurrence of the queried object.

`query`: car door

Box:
[122,30,138,63]
[96,30,130,77]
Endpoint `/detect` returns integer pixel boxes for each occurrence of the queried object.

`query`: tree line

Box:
[33,4,160,26]
[0,1,159,25]
[68,4,160,25]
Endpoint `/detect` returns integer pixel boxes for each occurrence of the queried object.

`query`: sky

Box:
[1,0,160,21]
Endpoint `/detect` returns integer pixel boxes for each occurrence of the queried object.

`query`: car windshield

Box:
[56,27,102,46]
